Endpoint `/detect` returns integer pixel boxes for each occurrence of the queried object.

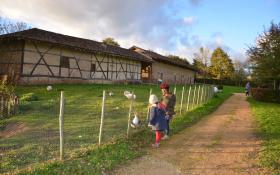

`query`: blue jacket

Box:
[149,106,167,131]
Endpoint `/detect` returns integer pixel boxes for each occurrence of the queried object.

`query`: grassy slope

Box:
[12,85,243,175]
[248,98,280,174]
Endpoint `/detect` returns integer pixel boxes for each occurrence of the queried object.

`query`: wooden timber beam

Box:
[30,41,54,76]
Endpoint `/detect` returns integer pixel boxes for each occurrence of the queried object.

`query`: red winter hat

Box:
[160,83,169,90]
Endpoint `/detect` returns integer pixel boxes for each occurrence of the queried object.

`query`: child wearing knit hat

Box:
[148,94,167,148]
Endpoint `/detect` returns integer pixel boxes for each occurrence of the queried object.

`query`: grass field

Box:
[249,98,280,174]
[0,84,242,174]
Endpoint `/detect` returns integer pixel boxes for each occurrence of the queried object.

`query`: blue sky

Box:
[0,0,279,63]
[184,0,280,50]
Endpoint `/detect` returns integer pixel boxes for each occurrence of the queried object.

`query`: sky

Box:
[0,0,279,63]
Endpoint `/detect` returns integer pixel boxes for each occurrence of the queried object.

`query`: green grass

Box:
[0,84,242,174]
[248,98,280,174]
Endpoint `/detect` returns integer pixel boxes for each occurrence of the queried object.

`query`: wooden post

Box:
[209,85,212,101]
[146,89,152,123]
[59,91,65,161]
[173,86,177,95]
[204,85,208,103]
[180,86,185,115]
[199,85,204,106]
[210,85,214,98]
[206,85,209,102]
[0,96,3,119]
[14,96,19,114]
[7,98,11,117]
[208,86,211,101]
[196,85,201,106]
[186,86,192,111]
[99,90,106,146]
[5,99,8,118]
[206,86,209,101]
[127,93,134,138]
[191,85,197,109]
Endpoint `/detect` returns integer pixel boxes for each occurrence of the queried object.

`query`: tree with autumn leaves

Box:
[209,47,235,80]
[193,47,235,81]
[247,22,280,89]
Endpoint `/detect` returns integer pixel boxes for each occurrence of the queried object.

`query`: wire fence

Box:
[0,84,214,174]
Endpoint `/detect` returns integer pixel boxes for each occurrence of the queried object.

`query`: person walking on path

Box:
[160,83,176,140]
[245,82,251,96]
[148,94,167,148]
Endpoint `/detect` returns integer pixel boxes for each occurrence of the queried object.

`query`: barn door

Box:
[141,62,152,80]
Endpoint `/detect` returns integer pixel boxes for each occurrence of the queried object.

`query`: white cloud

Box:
[0,0,246,63]
[183,16,196,25]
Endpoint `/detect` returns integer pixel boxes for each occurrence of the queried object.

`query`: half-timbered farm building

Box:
[130,46,196,84]
[0,28,196,85]
[0,28,152,84]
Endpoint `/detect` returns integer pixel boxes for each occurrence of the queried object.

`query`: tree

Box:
[0,17,30,35]
[209,47,234,79]
[168,55,190,65]
[102,37,120,47]
[0,17,30,85]
[193,47,211,79]
[247,22,280,89]
[233,60,247,86]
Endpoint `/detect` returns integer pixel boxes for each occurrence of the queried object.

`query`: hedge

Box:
[251,88,280,103]
[195,78,250,87]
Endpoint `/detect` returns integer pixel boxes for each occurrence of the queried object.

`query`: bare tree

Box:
[233,60,247,86]
[0,17,30,85]
[193,47,211,81]
[0,17,30,35]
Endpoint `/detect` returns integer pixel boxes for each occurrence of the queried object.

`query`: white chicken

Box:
[108,91,114,96]
[46,85,53,91]
[131,114,141,128]
[124,91,136,100]
[213,86,222,93]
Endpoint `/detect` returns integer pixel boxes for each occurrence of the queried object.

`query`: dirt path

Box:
[113,93,264,175]
[0,122,28,138]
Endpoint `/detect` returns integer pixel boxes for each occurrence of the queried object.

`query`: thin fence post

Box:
[200,85,204,106]
[196,85,201,106]
[186,85,192,111]
[0,96,3,119]
[5,99,8,118]
[173,86,177,95]
[127,93,134,138]
[208,85,211,101]
[191,85,197,109]
[99,90,106,146]
[206,85,209,102]
[146,89,152,123]
[13,97,16,114]
[14,96,19,114]
[180,86,185,115]
[204,85,208,103]
[7,98,11,117]
[59,91,65,161]
[210,85,214,98]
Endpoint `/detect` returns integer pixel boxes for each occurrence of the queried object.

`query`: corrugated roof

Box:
[130,46,197,71]
[0,28,152,63]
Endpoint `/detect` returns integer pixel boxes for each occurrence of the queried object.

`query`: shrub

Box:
[20,93,39,102]
[251,88,280,103]
[0,120,7,131]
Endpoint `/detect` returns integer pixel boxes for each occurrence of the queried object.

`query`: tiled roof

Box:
[0,28,152,63]
[130,46,196,71]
